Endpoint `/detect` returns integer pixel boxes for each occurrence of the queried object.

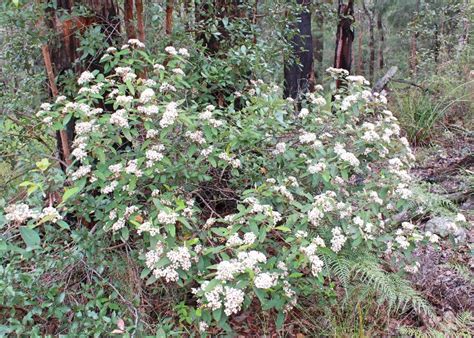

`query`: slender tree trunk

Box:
[135,0,145,42]
[313,7,324,81]
[410,0,420,76]
[363,0,374,83]
[356,10,364,75]
[165,0,174,35]
[124,0,136,39]
[377,11,384,70]
[333,0,355,87]
[456,0,470,57]
[284,0,314,99]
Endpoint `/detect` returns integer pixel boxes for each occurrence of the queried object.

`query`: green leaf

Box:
[20,227,41,248]
[275,226,291,232]
[62,186,81,203]
[276,311,285,329]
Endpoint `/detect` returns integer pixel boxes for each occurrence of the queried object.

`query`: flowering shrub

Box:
[7,42,464,333]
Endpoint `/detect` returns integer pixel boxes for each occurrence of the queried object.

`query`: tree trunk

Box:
[333,0,355,88]
[135,0,145,42]
[124,0,136,39]
[456,0,469,58]
[363,0,375,83]
[377,11,384,70]
[165,0,174,35]
[356,10,364,75]
[43,0,120,169]
[313,7,324,82]
[410,0,420,76]
[284,0,314,99]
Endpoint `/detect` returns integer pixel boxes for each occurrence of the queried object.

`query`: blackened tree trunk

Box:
[362,0,375,83]
[377,10,384,70]
[44,0,120,169]
[284,0,314,99]
[333,0,354,88]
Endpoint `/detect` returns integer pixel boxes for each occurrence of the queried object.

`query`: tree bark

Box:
[377,10,384,70]
[42,0,120,169]
[356,10,364,75]
[313,7,324,82]
[135,0,145,42]
[124,0,136,39]
[284,0,314,99]
[362,0,375,83]
[333,0,354,88]
[165,0,174,35]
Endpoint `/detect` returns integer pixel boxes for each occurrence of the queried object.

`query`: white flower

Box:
[146,129,159,138]
[153,64,165,71]
[165,46,177,55]
[71,165,91,181]
[243,232,256,245]
[178,48,190,57]
[116,95,133,106]
[139,88,155,103]
[159,82,176,93]
[254,272,278,289]
[106,47,117,53]
[157,211,178,225]
[128,38,145,48]
[299,108,310,118]
[223,286,245,316]
[172,68,185,76]
[110,109,129,128]
[330,227,346,253]
[455,213,466,223]
[5,203,38,223]
[308,162,326,174]
[199,321,208,332]
[160,102,178,128]
[78,71,94,85]
[299,131,317,144]
[273,142,287,155]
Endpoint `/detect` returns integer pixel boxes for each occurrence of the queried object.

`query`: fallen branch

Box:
[373,66,397,92]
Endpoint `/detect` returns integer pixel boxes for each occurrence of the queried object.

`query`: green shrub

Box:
[2,44,467,334]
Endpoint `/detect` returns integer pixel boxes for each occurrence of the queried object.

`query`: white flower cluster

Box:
[5,203,38,223]
[160,101,178,128]
[145,144,165,167]
[218,152,241,168]
[77,70,94,85]
[226,232,257,247]
[198,105,223,128]
[334,143,360,167]
[215,250,267,281]
[194,283,245,316]
[254,272,278,289]
[110,109,129,128]
[330,227,347,252]
[300,237,325,275]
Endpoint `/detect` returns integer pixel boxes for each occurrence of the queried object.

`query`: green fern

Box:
[321,250,434,318]
[399,311,473,338]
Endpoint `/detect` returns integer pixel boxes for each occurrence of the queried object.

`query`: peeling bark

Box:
[284,0,314,99]
[334,0,354,88]
[356,10,364,75]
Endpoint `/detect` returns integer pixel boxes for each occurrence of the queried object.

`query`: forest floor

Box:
[391,127,474,333]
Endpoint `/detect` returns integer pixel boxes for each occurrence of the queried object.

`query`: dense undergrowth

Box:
[1,42,470,336]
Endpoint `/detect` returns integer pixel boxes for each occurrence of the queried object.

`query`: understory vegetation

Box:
[0,0,472,336]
